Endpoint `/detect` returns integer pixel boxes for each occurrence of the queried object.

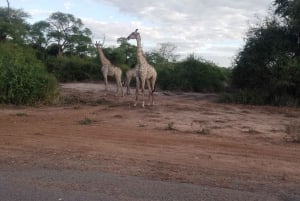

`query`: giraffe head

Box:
[95,41,104,49]
[95,36,106,49]
[127,29,140,40]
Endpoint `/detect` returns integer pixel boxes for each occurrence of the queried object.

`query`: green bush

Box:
[46,56,102,82]
[228,57,300,106]
[230,3,300,107]
[0,42,58,105]
[157,56,229,92]
[156,63,177,90]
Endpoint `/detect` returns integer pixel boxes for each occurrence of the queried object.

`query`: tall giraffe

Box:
[95,41,124,96]
[127,29,157,107]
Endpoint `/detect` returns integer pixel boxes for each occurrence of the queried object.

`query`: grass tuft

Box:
[79,117,93,125]
[15,112,28,117]
[166,122,175,130]
[196,128,211,135]
[285,121,300,143]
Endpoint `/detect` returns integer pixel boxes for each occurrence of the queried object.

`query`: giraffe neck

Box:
[136,36,148,67]
[97,47,111,67]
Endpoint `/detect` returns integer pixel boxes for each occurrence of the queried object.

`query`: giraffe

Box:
[127,29,157,107]
[124,64,138,95]
[95,41,124,96]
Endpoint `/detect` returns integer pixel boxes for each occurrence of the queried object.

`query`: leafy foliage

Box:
[231,0,300,106]
[0,42,58,105]
[157,55,229,92]
[79,117,93,125]
[46,56,101,82]
[46,12,93,56]
[0,7,29,43]
[0,7,230,105]
[26,12,93,57]
[116,37,137,68]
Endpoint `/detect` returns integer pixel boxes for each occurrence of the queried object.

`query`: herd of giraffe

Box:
[95,29,157,107]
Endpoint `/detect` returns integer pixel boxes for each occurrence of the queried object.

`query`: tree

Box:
[233,19,292,89]
[274,0,300,56]
[28,21,51,48]
[231,0,300,105]
[156,54,227,92]
[0,42,58,105]
[145,43,178,65]
[27,21,51,60]
[117,37,137,66]
[6,0,10,21]
[157,42,178,62]
[145,51,166,65]
[0,7,29,43]
[46,12,92,56]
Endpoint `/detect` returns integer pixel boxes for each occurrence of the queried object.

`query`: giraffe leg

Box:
[104,76,108,96]
[120,79,124,97]
[114,74,123,97]
[151,78,156,106]
[141,78,146,108]
[146,79,151,106]
[127,77,131,95]
[134,77,140,107]
[117,72,124,97]
[114,75,119,96]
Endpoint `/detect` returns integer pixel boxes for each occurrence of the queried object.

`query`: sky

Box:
[1,0,275,67]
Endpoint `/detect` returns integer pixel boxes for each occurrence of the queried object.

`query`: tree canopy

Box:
[231,0,300,105]
[0,7,29,43]
[45,12,92,56]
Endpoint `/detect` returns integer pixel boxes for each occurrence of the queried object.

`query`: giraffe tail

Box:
[122,79,127,87]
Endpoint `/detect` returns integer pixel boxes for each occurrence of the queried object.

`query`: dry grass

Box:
[79,117,93,125]
[285,121,300,143]
[166,122,175,130]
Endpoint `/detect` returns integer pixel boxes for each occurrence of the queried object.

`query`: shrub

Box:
[46,56,102,82]
[156,56,229,92]
[166,122,175,130]
[79,117,92,125]
[219,89,268,105]
[231,16,300,106]
[0,42,58,105]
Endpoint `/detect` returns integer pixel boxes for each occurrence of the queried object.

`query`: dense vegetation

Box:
[0,6,58,105]
[0,3,229,105]
[156,55,229,92]
[227,0,300,106]
[2,0,299,107]
[0,42,58,105]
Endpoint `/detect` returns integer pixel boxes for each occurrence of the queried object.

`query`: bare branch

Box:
[7,0,10,22]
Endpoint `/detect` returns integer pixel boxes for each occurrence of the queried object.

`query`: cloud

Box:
[83,17,157,46]
[64,1,73,10]
[9,0,273,66]
[90,0,274,66]
[26,9,53,23]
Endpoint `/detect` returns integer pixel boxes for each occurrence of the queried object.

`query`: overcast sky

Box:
[2,0,274,67]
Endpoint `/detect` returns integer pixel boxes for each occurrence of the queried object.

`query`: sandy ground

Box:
[0,82,300,200]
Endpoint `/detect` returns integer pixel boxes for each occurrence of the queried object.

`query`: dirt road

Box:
[0,83,299,200]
